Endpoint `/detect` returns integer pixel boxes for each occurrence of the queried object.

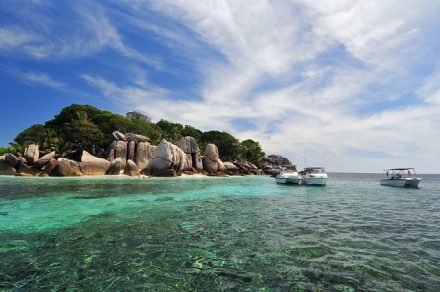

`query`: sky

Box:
[1,0,440,173]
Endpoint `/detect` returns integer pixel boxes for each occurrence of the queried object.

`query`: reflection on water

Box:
[0,174,439,290]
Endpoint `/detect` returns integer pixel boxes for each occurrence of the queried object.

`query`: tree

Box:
[126,111,151,123]
[182,125,202,142]
[126,111,163,144]
[200,131,241,161]
[240,139,265,166]
[156,119,184,143]
[63,111,104,150]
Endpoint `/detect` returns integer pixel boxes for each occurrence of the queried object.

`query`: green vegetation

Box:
[0,147,12,156]
[10,104,265,164]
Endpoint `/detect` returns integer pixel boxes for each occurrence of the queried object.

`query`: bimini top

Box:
[385,168,415,171]
[304,167,325,170]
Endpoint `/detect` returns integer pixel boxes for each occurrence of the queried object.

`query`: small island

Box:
[0,104,294,178]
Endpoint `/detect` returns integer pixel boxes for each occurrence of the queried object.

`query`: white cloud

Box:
[21,72,65,89]
[0,27,36,51]
[96,0,437,173]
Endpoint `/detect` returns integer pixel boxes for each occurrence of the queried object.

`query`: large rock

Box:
[16,160,39,176]
[135,142,152,171]
[79,151,111,175]
[5,153,18,167]
[107,149,115,162]
[107,158,123,175]
[205,144,219,162]
[147,139,187,176]
[183,154,193,171]
[112,141,127,170]
[24,144,39,163]
[53,158,82,176]
[202,144,222,175]
[218,159,226,172]
[178,136,201,172]
[34,151,56,169]
[193,153,203,172]
[112,131,126,141]
[40,159,58,176]
[177,136,200,154]
[0,159,16,175]
[125,133,149,143]
[124,159,140,176]
[224,162,239,171]
[127,141,136,161]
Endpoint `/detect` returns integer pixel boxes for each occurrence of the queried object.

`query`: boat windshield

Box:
[384,168,416,178]
[308,168,325,174]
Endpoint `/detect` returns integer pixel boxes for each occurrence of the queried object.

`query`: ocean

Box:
[0,173,439,290]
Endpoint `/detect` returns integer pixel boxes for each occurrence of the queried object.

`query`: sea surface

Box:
[0,173,439,291]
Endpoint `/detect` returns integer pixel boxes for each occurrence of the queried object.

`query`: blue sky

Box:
[1,0,440,173]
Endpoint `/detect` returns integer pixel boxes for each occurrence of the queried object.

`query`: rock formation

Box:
[261,154,296,175]
[124,159,140,176]
[147,139,188,176]
[107,158,123,175]
[53,158,82,176]
[34,151,56,169]
[0,158,16,175]
[79,151,111,175]
[23,144,39,163]
[177,136,203,172]
[202,144,222,175]
[4,153,18,167]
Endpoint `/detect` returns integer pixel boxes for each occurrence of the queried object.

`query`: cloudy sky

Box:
[1,0,439,172]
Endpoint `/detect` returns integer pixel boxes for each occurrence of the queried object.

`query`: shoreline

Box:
[0,173,258,179]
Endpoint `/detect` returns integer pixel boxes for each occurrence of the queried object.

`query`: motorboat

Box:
[300,167,328,186]
[276,167,301,184]
[380,168,421,188]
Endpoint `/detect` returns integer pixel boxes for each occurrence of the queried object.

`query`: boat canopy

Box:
[384,168,415,171]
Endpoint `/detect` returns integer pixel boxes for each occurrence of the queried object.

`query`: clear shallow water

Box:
[0,174,439,290]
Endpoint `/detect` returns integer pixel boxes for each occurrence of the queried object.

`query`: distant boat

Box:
[380,168,421,188]
[300,167,328,186]
[276,167,301,184]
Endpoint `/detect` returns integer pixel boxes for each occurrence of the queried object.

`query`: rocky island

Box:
[0,104,293,178]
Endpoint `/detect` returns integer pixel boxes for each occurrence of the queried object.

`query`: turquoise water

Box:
[0,174,439,290]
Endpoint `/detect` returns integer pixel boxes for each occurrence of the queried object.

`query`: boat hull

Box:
[276,177,301,184]
[380,178,421,188]
[302,177,327,186]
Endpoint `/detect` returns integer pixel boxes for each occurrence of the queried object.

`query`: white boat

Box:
[300,167,328,186]
[276,167,301,184]
[380,168,421,188]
